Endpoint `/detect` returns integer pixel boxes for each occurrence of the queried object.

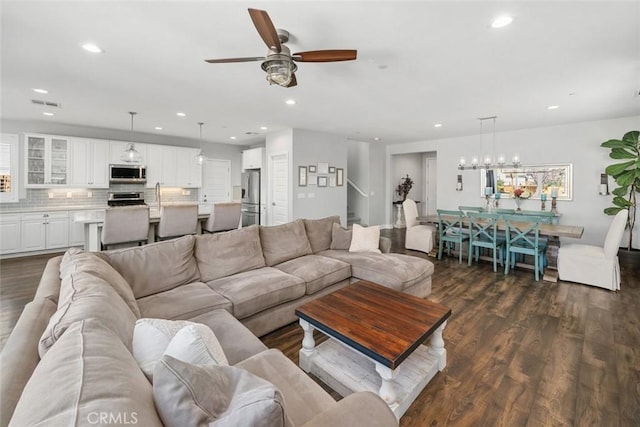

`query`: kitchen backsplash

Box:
[0,184,198,211]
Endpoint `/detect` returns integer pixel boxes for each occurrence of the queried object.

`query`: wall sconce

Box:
[456,174,463,191]
[599,173,609,195]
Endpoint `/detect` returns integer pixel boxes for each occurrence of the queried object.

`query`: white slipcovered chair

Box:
[101,205,149,250]
[202,202,242,233]
[557,209,628,291]
[402,199,436,254]
[155,204,198,241]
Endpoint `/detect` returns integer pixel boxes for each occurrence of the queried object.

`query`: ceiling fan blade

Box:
[293,50,357,62]
[205,57,265,63]
[248,8,281,52]
[287,74,298,88]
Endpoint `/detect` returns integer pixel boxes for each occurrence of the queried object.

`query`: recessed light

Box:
[260,126,268,130]
[43,112,54,116]
[176,112,186,117]
[547,105,560,110]
[154,127,163,130]
[434,123,443,128]
[32,88,48,94]
[230,136,237,140]
[373,137,381,141]
[285,99,296,105]
[491,15,513,29]
[81,43,103,53]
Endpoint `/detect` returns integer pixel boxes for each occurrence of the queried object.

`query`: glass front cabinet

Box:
[25,134,70,187]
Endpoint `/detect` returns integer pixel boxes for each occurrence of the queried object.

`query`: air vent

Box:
[245,131,259,135]
[31,99,61,108]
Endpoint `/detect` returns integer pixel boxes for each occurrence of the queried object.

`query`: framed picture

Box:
[318,162,329,174]
[298,166,307,187]
[308,165,317,173]
[336,168,344,186]
[329,166,336,173]
[318,176,328,187]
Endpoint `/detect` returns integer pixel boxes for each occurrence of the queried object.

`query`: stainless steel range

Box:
[107,191,145,207]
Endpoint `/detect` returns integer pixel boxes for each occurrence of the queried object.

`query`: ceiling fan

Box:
[205,8,357,88]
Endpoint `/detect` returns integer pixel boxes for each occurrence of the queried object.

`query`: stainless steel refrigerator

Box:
[241,170,260,226]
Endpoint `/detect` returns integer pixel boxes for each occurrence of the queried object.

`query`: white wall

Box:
[347,140,370,225]
[385,116,640,248]
[369,143,387,226]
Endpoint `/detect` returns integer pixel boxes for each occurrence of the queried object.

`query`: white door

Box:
[201,159,231,203]
[424,156,437,216]
[268,153,289,225]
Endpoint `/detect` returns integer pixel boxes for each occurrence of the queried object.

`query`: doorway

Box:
[268,153,289,225]
[200,159,231,203]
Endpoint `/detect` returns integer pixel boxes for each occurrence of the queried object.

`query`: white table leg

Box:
[429,320,447,370]
[298,319,316,371]
[85,223,101,252]
[375,363,398,405]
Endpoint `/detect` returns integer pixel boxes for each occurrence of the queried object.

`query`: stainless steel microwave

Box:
[109,164,146,183]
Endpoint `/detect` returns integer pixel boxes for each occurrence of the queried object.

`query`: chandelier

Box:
[458,116,521,170]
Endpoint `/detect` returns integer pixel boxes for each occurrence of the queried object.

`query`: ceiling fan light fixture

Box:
[261,56,297,87]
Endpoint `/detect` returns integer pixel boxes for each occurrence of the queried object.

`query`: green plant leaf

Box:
[604,207,623,215]
[610,148,636,159]
[612,186,629,196]
[601,139,629,149]
[616,170,636,187]
[606,161,635,177]
[622,130,639,145]
[613,196,632,208]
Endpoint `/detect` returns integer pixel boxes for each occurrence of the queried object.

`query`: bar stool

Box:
[155,204,198,241]
[101,205,149,250]
[202,202,242,233]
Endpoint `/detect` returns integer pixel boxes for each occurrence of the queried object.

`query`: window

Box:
[0,134,20,203]
[481,164,573,200]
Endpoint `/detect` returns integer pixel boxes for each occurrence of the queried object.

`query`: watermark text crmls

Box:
[87,412,138,425]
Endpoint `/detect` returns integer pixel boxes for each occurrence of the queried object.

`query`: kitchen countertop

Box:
[74,205,212,223]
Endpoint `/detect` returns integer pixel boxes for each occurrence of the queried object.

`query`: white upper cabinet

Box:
[25,134,70,187]
[242,147,263,170]
[176,148,202,188]
[109,140,147,165]
[146,145,201,188]
[70,137,109,188]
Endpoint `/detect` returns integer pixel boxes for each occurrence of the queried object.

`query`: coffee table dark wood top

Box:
[295,280,451,370]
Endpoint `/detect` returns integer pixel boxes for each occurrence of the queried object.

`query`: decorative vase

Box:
[515,197,522,212]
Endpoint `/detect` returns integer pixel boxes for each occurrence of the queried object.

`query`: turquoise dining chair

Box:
[458,206,484,216]
[503,214,548,281]
[467,212,506,272]
[495,208,516,215]
[436,209,470,264]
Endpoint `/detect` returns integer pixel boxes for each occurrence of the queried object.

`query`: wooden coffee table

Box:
[295,280,451,419]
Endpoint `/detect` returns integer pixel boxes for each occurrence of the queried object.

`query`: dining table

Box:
[417,214,584,282]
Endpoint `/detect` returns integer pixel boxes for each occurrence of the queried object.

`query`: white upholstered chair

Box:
[402,199,436,254]
[101,205,149,250]
[155,204,198,241]
[557,209,628,291]
[202,202,242,233]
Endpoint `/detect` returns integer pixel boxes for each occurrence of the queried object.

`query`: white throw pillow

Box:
[164,324,228,367]
[133,318,228,381]
[349,224,382,253]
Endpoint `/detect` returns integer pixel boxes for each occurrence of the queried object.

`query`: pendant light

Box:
[458,116,521,170]
[121,111,142,163]
[195,122,208,165]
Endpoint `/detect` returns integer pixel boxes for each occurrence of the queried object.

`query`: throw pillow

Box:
[349,224,382,253]
[153,355,291,427]
[133,318,228,381]
[330,223,352,250]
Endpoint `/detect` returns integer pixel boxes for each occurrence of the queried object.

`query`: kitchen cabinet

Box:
[70,138,109,188]
[242,147,263,170]
[0,214,21,255]
[20,211,69,252]
[25,134,70,187]
[146,145,201,188]
[109,141,147,165]
[176,148,202,187]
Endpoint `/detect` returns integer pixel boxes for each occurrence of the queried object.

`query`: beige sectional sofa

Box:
[1,216,435,426]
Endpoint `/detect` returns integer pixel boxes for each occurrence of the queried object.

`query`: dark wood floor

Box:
[1,230,639,426]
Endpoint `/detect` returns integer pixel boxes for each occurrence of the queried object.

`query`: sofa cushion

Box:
[195,225,265,282]
[39,273,137,357]
[100,235,200,299]
[188,309,268,365]
[235,349,335,427]
[303,216,341,253]
[349,224,382,254]
[207,267,306,319]
[275,255,351,295]
[318,250,434,292]
[164,324,228,367]
[136,282,231,320]
[60,247,140,317]
[260,219,313,266]
[330,223,352,250]
[133,318,228,381]
[153,355,291,427]
[11,319,163,427]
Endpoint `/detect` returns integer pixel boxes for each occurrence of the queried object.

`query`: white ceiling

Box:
[1,1,639,147]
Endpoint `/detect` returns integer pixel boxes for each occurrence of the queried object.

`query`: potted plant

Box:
[396,174,414,202]
[601,130,639,250]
